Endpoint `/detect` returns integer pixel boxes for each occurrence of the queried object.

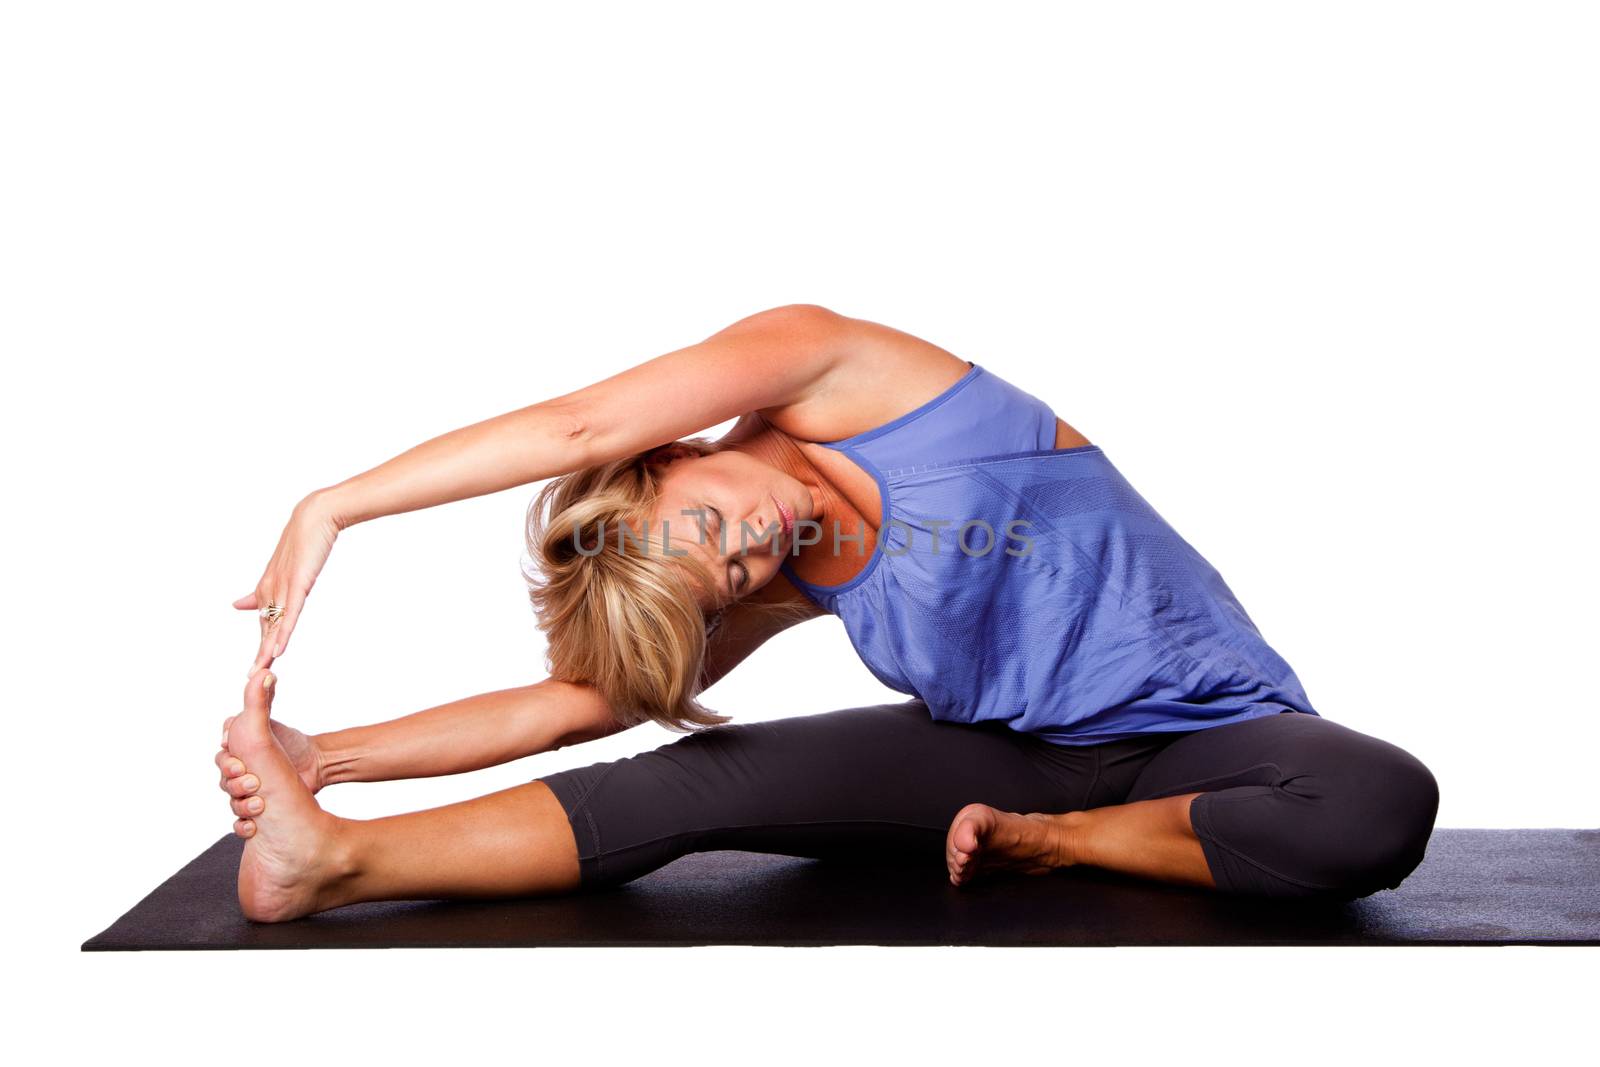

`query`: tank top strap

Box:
[823,362,1058,474]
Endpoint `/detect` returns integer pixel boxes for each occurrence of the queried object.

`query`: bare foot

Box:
[216,713,323,796]
[227,670,351,922]
[945,802,1078,887]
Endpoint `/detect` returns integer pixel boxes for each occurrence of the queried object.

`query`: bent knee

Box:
[1301,745,1441,895]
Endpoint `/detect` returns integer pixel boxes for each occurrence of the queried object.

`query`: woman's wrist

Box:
[311,730,365,787]
[298,487,352,533]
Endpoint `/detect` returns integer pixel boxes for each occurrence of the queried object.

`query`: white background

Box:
[5,1,1595,1060]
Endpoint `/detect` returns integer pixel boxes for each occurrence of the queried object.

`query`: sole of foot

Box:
[229,670,350,922]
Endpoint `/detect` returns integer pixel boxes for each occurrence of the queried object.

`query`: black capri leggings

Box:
[540,703,1441,900]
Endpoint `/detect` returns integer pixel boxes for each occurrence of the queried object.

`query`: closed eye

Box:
[705,505,746,597]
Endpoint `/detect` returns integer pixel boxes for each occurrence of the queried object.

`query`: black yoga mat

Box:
[83,828,1599,950]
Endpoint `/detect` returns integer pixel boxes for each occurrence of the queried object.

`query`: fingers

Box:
[256,594,298,662]
[223,771,261,798]
[220,750,261,823]
[246,586,284,669]
[215,748,254,789]
[241,585,279,670]
[273,598,303,659]
[231,794,265,818]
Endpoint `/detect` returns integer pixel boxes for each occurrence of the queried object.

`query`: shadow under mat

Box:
[83,828,1600,949]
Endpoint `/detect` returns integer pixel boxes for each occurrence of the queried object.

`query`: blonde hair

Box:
[523,437,803,733]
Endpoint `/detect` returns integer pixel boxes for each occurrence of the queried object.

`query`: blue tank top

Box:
[778,361,1319,745]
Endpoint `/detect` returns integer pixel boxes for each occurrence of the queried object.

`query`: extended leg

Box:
[539,700,1104,890]
[225,671,581,922]
[227,678,1101,918]
[332,782,581,902]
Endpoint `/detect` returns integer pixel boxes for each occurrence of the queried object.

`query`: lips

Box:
[772,494,795,537]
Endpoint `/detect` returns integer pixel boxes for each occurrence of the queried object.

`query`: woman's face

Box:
[650,447,810,609]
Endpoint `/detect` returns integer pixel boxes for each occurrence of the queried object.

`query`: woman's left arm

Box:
[314,303,854,530]
[246,304,853,666]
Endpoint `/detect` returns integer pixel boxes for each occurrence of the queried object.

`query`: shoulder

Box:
[750,307,976,444]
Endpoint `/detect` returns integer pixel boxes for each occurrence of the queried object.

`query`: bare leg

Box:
[332,782,580,906]
[945,794,1216,890]
[224,670,580,922]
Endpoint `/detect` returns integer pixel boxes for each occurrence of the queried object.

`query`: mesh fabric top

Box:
[779,361,1317,744]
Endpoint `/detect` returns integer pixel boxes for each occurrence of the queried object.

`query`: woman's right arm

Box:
[309,586,817,788]
[311,677,625,786]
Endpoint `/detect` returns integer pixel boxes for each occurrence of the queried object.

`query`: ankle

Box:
[311,816,363,909]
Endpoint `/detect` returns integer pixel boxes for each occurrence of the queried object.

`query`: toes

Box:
[946,835,975,882]
[231,795,265,818]
[241,669,277,719]
[952,815,983,855]
[225,774,261,798]
[945,804,997,887]
[234,818,256,838]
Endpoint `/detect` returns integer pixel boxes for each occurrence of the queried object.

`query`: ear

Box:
[644,442,698,468]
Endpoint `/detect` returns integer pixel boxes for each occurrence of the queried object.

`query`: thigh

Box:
[539,699,1098,888]
[1120,710,1429,803]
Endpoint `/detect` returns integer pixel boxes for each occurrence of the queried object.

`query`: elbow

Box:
[723,302,846,338]
[544,400,590,442]
[531,399,595,465]
[762,302,840,321]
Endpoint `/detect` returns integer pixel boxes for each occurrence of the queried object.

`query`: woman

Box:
[217,304,1439,922]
